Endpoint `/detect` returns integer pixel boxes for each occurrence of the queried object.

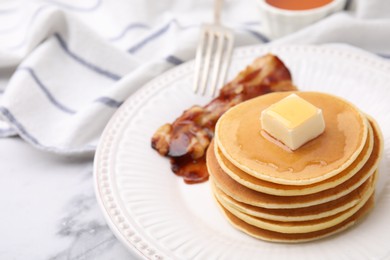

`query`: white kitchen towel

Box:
[0,0,389,154]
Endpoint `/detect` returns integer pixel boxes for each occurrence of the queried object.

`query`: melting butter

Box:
[261,94,325,150]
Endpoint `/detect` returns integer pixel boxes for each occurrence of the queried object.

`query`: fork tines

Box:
[193,25,234,97]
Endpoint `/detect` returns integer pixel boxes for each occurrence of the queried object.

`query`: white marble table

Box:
[0,137,137,259]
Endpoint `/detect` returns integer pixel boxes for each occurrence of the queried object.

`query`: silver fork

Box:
[193,0,234,97]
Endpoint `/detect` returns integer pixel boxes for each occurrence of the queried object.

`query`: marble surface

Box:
[0,137,137,260]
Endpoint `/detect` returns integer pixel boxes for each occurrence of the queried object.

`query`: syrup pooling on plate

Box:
[170,155,208,184]
[151,54,296,184]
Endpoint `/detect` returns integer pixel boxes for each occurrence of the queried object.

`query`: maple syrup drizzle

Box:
[167,85,290,183]
[151,55,294,184]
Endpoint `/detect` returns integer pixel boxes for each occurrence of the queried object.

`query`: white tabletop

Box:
[0,137,135,259]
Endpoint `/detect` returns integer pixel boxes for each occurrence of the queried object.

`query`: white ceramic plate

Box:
[94,45,390,260]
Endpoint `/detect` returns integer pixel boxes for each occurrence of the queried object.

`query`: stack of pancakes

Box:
[207,91,383,243]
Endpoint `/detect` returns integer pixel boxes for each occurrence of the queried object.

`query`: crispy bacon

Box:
[151,54,296,184]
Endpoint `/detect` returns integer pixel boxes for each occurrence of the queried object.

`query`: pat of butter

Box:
[261,94,325,150]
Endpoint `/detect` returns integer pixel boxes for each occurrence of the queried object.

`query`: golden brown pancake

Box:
[208,89,384,243]
[215,92,368,185]
[214,123,374,196]
[207,119,381,209]
[214,173,375,233]
[215,195,374,243]
[211,179,368,222]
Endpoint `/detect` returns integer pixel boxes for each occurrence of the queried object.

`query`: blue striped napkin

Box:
[0,0,267,154]
[0,0,389,155]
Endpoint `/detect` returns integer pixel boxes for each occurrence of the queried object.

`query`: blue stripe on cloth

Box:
[2,5,51,37]
[377,53,390,59]
[3,0,100,45]
[241,21,262,26]
[115,19,264,51]
[0,127,17,137]
[17,67,124,113]
[165,55,184,65]
[44,0,102,12]
[17,67,76,114]
[54,33,122,81]
[0,7,19,14]
[4,3,105,48]
[0,106,41,145]
[94,97,123,108]
[242,28,270,43]
[0,106,97,153]
[109,23,151,42]
[128,22,172,53]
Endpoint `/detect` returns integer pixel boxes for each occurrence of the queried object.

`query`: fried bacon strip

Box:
[151,54,296,184]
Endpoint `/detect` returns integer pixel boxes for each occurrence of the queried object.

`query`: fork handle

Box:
[214,0,223,25]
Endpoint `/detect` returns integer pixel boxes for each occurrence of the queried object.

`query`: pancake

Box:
[215,91,369,185]
[211,179,367,222]
[213,172,375,234]
[207,120,381,208]
[215,195,375,243]
[214,122,374,196]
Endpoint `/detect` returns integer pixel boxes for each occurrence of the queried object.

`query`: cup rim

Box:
[258,0,345,16]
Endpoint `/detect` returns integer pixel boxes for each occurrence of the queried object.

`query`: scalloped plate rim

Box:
[94,44,390,260]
